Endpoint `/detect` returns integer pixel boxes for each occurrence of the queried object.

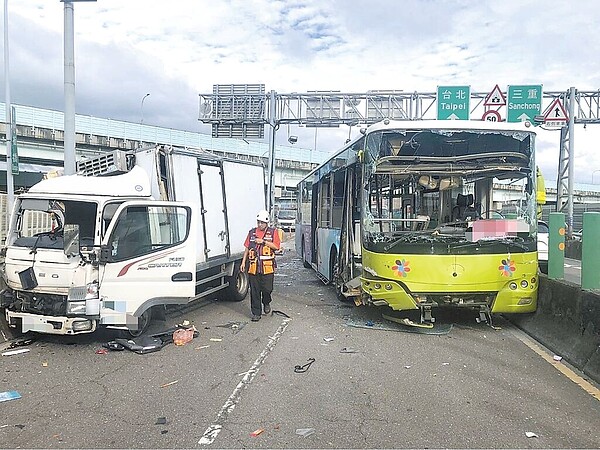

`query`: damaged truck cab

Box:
[1,146,265,335]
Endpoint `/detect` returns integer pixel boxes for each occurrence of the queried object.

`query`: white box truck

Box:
[1,145,266,336]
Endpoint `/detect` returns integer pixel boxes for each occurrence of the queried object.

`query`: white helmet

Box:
[256,209,270,223]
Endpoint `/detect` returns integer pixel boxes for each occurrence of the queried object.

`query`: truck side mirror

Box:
[99,244,112,264]
[63,224,80,256]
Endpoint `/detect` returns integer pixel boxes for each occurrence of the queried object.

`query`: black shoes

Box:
[251,305,271,320]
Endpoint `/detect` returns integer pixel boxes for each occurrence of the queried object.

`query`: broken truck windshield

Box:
[12,199,98,250]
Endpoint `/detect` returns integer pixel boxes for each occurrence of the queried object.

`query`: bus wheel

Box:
[302,237,311,268]
[329,247,338,286]
[219,260,249,302]
[127,309,151,337]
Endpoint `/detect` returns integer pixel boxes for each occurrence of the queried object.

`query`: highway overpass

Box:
[0,102,329,199]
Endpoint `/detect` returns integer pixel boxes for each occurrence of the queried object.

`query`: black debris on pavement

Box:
[102,325,200,354]
[294,357,315,373]
[215,321,246,334]
[7,335,37,349]
[340,347,358,353]
[346,318,453,335]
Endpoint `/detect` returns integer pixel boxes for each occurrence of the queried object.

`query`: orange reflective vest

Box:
[247,227,277,275]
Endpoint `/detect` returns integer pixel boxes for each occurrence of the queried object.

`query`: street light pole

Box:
[139,93,150,147]
[140,93,150,124]
[4,0,14,221]
[62,0,96,175]
[593,170,600,184]
[63,0,76,175]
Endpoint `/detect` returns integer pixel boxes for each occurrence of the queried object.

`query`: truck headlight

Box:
[68,281,99,301]
[72,320,93,332]
[67,301,86,314]
[85,282,99,300]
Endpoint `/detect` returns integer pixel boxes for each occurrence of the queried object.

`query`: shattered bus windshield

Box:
[361,128,537,255]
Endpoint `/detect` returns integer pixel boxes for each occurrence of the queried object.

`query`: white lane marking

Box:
[198,318,292,446]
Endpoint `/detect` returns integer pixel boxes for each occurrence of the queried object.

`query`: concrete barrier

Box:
[507,275,600,385]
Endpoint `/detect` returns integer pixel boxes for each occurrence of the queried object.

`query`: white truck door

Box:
[198,162,228,259]
[222,160,266,256]
[99,201,196,324]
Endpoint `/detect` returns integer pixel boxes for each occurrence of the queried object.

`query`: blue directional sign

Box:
[437,86,470,120]
[507,85,542,123]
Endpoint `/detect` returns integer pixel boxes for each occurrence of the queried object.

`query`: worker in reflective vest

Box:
[241,209,281,322]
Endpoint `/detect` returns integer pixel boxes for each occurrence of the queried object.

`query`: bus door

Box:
[352,166,362,257]
[340,165,361,283]
[311,183,318,265]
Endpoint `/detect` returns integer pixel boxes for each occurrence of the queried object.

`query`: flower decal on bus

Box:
[499,258,516,277]
[392,259,410,278]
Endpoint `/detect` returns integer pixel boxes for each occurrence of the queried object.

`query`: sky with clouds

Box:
[3,0,600,184]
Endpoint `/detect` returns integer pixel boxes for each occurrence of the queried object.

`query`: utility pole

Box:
[266,90,277,216]
[4,0,14,222]
[63,0,76,175]
[140,93,150,124]
[62,0,96,175]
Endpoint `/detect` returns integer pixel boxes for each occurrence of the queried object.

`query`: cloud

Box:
[6,8,200,131]
[4,0,600,183]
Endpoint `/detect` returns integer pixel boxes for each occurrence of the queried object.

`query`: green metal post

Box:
[581,212,600,289]
[548,213,565,279]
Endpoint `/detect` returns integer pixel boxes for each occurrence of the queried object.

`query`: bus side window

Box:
[332,170,345,228]
[319,177,331,227]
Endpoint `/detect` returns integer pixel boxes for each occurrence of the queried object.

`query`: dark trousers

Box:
[249,273,274,316]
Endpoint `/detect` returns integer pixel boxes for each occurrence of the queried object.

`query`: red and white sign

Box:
[482,110,501,122]
[484,84,507,106]
[543,98,569,122]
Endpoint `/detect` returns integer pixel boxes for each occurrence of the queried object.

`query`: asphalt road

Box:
[1,240,599,449]
[563,257,582,285]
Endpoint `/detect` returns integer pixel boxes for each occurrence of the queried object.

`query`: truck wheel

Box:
[220,261,249,302]
[127,309,151,337]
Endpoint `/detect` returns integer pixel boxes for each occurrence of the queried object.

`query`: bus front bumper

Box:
[360,277,537,313]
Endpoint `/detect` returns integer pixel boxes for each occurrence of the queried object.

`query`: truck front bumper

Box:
[5,310,97,335]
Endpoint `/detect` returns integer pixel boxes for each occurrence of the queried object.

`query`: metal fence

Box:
[1,103,331,165]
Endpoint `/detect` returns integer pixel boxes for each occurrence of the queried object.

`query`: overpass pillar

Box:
[548,213,565,279]
[581,212,600,290]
